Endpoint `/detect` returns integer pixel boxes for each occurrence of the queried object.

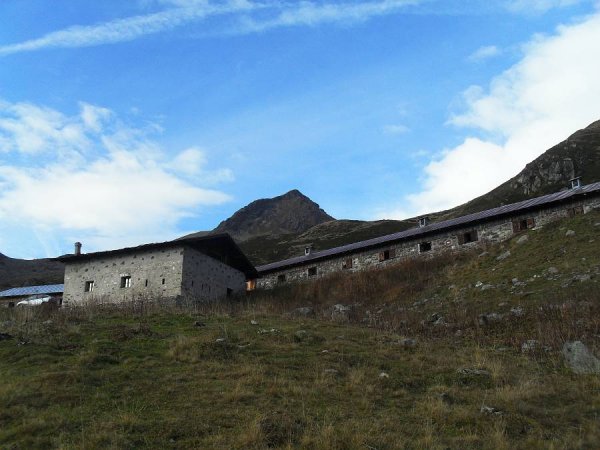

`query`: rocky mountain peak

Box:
[213,189,335,241]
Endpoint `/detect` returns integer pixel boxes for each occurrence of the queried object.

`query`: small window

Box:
[84,281,94,292]
[378,249,395,262]
[419,242,432,253]
[246,280,257,291]
[120,276,131,288]
[308,267,317,277]
[162,278,166,285]
[342,258,353,269]
[512,218,535,233]
[277,274,286,283]
[145,279,149,287]
[459,230,479,245]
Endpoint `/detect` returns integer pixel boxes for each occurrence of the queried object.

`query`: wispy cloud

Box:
[468,45,501,62]
[0,0,423,56]
[0,1,257,56]
[235,0,423,33]
[382,124,410,135]
[506,0,586,13]
[0,100,232,255]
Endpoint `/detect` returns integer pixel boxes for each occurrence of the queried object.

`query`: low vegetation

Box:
[1,211,600,449]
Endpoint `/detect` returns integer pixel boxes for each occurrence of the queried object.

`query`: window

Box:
[512,217,535,233]
[162,278,166,285]
[84,281,94,292]
[120,276,131,288]
[567,206,584,217]
[246,280,257,291]
[277,274,286,283]
[458,230,479,245]
[145,279,149,287]
[419,217,430,227]
[308,267,317,277]
[378,249,395,262]
[342,258,353,269]
[419,242,432,253]
[227,288,233,298]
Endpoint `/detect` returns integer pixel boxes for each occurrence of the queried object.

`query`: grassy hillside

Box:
[1,211,600,449]
[0,254,64,291]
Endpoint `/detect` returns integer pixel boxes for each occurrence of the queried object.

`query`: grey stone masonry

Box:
[63,245,247,306]
[257,194,600,289]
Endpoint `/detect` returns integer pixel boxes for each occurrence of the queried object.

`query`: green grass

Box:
[1,211,600,449]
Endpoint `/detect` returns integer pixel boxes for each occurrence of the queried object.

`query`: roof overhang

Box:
[56,233,258,279]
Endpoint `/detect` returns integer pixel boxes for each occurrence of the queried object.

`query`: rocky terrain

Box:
[213,189,334,241]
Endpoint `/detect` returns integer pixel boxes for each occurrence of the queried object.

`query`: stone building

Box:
[256,181,600,289]
[59,234,256,306]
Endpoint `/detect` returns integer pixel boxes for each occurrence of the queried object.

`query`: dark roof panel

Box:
[57,233,257,279]
[257,182,600,274]
[0,284,64,298]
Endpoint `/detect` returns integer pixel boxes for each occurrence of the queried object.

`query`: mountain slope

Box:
[0,253,64,291]
[214,189,335,241]
[438,120,600,220]
[239,120,600,265]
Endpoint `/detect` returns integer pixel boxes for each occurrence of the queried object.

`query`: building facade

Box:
[256,182,600,289]
[59,234,256,306]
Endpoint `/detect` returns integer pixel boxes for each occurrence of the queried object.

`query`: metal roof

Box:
[56,233,258,279]
[0,284,64,298]
[257,182,600,274]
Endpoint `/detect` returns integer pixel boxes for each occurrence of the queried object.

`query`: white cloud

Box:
[0,1,257,56]
[0,0,423,56]
[384,9,600,219]
[235,0,422,33]
[382,124,410,134]
[0,100,232,255]
[468,45,501,62]
[506,0,585,13]
[0,101,90,155]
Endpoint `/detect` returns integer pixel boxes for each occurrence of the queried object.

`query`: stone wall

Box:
[257,196,600,289]
[181,247,247,300]
[63,245,186,305]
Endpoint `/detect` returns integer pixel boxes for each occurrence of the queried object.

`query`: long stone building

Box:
[255,180,600,289]
[59,234,256,306]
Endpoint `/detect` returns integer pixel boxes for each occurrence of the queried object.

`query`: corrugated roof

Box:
[0,284,64,298]
[257,182,600,274]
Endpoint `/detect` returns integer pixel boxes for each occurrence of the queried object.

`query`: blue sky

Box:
[1,0,600,258]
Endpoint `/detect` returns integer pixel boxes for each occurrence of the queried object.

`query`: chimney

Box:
[304,244,313,256]
[74,242,82,256]
[570,177,582,190]
[419,216,430,228]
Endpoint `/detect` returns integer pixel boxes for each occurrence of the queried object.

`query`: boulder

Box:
[565,230,576,237]
[292,306,315,317]
[478,313,504,326]
[399,338,417,348]
[496,250,511,261]
[331,304,352,322]
[562,341,600,374]
[516,235,529,245]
